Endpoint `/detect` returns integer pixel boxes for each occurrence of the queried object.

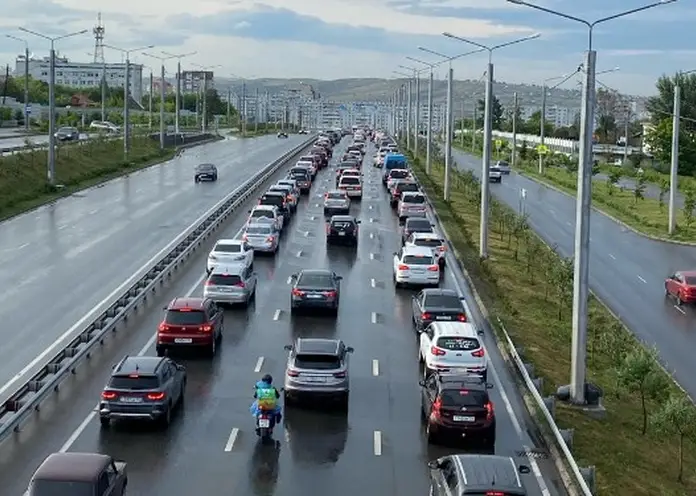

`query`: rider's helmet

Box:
[262,374,273,384]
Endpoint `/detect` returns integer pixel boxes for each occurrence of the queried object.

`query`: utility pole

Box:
[444,65,453,201]
[669,85,680,235]
[6,35,31,131]
[255,87,259,133]
[162,51,196,134]
[148,71,153,131]
[512,92,518,168]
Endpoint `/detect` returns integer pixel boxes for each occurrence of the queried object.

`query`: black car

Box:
[278,132,288,138]
[290,269,342,315]
[420,372,495,446]
[326,215,360,246]
[99,355,186,428]
[259,191,289,218]
[412,288,468,331]
[54,126,80,141]
[401,217,435,244]
[288,167,312,193]
[194,163,218,182]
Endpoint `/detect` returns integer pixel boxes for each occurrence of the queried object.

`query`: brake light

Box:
[235,281,245,288]
[457,313,467,322]
[242,234,248,241]
[397,264,409,270]
[326,224,331,234]
[147,392,166,401]
[101,391,117,400]
[427,265,439,271]
[438,245,446,251]
[431,397,442,419]
[158,323,169,332]
[287,369,299,377]
[200,324,213,332]
[472,348,485,357]
[486,401,494,420]
[266,236,275,242]
[486,492,504,496]
[292,288,305,297]
[430,346,446,356]
[204,280,213,286]
[333,371,346,378]
[323,290,337,298]
[421,312,432,320]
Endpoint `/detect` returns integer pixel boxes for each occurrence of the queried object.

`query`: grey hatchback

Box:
[283,338,354,408]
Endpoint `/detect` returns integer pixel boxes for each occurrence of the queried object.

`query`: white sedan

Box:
[206,239,254,273]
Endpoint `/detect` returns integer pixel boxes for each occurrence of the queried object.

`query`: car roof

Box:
[114,356,163,375]
[327,189,346,195]
[245,223,274,230]
[295,338,341,355]
[214,239,241,246]
[435,372,487,390]
[402,191,424,198]
[196,163,215,168]
[168,297,205,310]
[431,321,478,337]
[299,269,333,276]
[330,215,355,222]
[253,205,277,212]
[262,191,285,196]
[447,454,524,491]
[402,245,434,256]
[33,452,112,482]
[277,179,296,184]
[269,184,291,190]
[405,217,431,225]
[421,288,458,297]
[341,169,360,173]
[210,263,246,275]
[411,232,441,240]
[679,270,696,276]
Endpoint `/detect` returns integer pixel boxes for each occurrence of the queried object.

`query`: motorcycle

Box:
[255,411,276,441]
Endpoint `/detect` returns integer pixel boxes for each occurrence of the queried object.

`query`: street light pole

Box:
[406,57,436,175]
[149,71,153,131]
[443,31,541,259]
[5,35,31,131]
[142,52,176,149]
[670,84,680,234]
[162,51,196,135]
[400,64,424,159]
[507,0,677,405]
[19,27,88,185]
[512,92,518,168]
[193,64,221,134]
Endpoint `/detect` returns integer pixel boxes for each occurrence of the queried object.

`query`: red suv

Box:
[157,298,223,357]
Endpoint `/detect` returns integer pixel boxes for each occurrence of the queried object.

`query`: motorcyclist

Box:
[250,374,282,433]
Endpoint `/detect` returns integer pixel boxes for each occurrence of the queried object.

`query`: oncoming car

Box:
[194,163,218,182]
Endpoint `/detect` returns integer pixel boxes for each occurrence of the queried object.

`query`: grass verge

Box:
[0,136,176,221]
[408,148,696,495]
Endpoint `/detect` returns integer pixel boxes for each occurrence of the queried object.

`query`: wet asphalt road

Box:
[453,148,696,397]
[0,140,565,495]
[0,134,306,400]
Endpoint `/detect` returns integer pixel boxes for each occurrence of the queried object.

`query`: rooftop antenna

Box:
[93,12,105,64]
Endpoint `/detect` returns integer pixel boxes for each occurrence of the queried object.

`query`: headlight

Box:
[209,255,217,261]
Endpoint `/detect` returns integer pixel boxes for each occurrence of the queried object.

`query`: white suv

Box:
[89,120,120,133]
[403,232,446,267]
[393,245,440,287]
[397,192,427,221]
[419,322,487,381]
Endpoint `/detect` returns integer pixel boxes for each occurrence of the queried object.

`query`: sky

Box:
[0,0,693,98]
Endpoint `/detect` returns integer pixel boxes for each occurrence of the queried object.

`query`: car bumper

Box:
[344,190,362,197]
[284,381,348,395]
[395,271,439,285]
[99,402,167,421]
[427,418,494,438]
[425,362,487,377]
[323,206,350,215]
[158,334,213,347]
[291,298,338,309]
[399,210,426,218]
[204,289,250,303]
[247,242,277,252]
[327,234,357,244]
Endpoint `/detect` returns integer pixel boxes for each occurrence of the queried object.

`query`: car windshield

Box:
[297,273,333,287]
[441,389,486,407]
[197,164,214,171]
[165,309,205,325]
[414,238,442,247]
[251,210,274,219]
[403,255,434,265]
[109,375,159,390]
[424,294,461,307]
[437,336,479,350]
[403,195,425,204]
[29,480,95,496]
[208,274,242,286]
[326,192,346,199]
[294,354,341,370]
[214,243,241,253]
[497,161,509,167]
[246,226,272,235]
[340,177,360,185]
[58,127,73,132]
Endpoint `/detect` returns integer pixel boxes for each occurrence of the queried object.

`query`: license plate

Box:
[338,232,346,236]
[258,419,270,428]
[453,415,475,422]
[119,396,143,403]
[174,338,193,344]
[436,316,451,320]
[304,376,326,383]
[307,294,323,299]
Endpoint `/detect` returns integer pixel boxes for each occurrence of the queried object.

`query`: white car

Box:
[207,239,254,273]
[393,245,440,287]
[89,120,120,133]
[488,168,502,183]
[386,169,412,190]
[404,232,446,267]
[418,322,487,381]
[337,175,362,198]
[397,192,427,221]
[297,160,316,177]
[493,160,511,174]
[248,205,283,231]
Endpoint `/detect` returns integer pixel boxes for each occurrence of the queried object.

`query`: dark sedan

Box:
[412,288,468,331]
[326,215,359,246]
[290,269,342,315]
[194,163,218,182]
[54,126,80,141]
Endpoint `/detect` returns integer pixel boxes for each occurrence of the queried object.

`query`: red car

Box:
[665,271,696,305]
[157,297,224,357]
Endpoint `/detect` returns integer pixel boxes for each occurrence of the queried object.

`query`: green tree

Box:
[647,72,696,134]
[607,168,621,196]
[553,257,574,320]
[650,394,696,482]
[477,95,503,130]
[617,346,668,435]
[595,88,620,143]
[645,118,696,175]
[633,175,646,203]
[683,187,696,228]
[658,178,669,211]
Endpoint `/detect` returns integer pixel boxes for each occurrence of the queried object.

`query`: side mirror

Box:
[477,329,484,335]
[346,346,354,353]
[356,220,361,224]
[427,460,441,470]
[486,383,494,389]
[162,306,168,311]
[418,379,426,387]
[336,276,343,280]
[290,274,297,279]
[283,345,293,351]
[111,364,116,370]
[518,465,531,474]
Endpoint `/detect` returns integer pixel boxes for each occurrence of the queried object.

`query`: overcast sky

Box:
[1,0,693,98]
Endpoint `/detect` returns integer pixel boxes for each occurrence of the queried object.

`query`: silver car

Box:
[203,263,257,306]
[243,223,280,253]
[397,191,427,221]
[494,160,511,174]
[283,338,354,408]
[323,190,351,216]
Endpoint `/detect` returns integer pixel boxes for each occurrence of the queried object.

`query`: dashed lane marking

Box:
[371,312,378,324]
[254,357,264,372]
[373,431,382,456]
[273,309,281,321]
[371,278,376,288]
[372,359,379,376]
[224,428,239,452]
[637,275,646,284]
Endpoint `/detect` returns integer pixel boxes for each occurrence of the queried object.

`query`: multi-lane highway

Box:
[452,148,696,396]
[0,138,565,495]
[0,134,306,401]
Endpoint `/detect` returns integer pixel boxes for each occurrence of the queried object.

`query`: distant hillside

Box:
[215,77,648,112]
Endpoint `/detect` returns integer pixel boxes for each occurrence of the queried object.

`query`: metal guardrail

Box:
[0,134,317,441]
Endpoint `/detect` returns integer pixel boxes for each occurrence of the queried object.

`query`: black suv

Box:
[326,215,360,246]
[194,163,218,182]
[259,191,290,218]
[419,372,495,446]
[99,355,186,428]
[428,454,530,495]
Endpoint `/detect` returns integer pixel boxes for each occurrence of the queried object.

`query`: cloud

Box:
[234,21,250,29]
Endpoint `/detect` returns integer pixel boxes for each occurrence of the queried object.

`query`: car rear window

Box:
[331,220,354,228]
[246,226,273,235]
[406,219,432,230]
[424,294,461,308]
[297,274,333,287]
[197,164,215,171]
[685,276,696,284]
[251,209,275,219]
[109,374,160,390]
[214,243,241,253]
[29,480,95,496]
[441,388,487,407]
[326,192,346,199]
[208,274,242,286]
[414,238,442,247]
[390,170,409,178]
[398,183,419,192]
[403,194,425,204]
[260,196,283,205]
[165,309,205,325]
[294,354,341,370]
[403,255,434,265]
[340,177,360,185]
[437,336,479,350]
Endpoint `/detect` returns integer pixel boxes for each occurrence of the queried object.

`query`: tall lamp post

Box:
[443,31,540,259]
[161,51,197,135]
[104,43,155,157]
[18,27,88,185]
[406,56,437,175]
[142,52,177,149]
[398,64,423,157]
[393,70,413,150]
[506,0,677,405]
[6,34,31,131]
[193,64,221,133]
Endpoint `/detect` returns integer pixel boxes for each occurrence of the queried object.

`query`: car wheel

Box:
[194,177,200,183]
[159,405,172,428]
[213,175,218,181]
[481,370,488,382]
[207,337,217,357]
[99,417,110,429]
[425,422,437,444]
[156,345,165,357]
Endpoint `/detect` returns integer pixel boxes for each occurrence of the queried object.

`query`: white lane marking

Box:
[369,253,375,260]
[273,309,281,321]
[286,276,292,284]
[296,250,303,257]
[637,275,647,284]
[370,218,375,223]
[372,359,379,376]
[371,278,376,288]
[609,253,616,260]
[0,242,29,254]
[369,232,374,239]
[373,431,382,456]
[371,312,377,324]
[674,305,686,315]
[59,260,213,452]
[304,231,310,237]
[224,428,239,452]
[254,356,264,373]
[369,205,373,209]
[314,203,319,207]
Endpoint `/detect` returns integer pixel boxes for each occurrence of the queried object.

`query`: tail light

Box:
[326,224,331,234]
[457,313,467,322]
[323,290,337,298]
[431,397,442,419]
[397,264,409,270]
[101,391,117,400]
[204,280,213,286]
[235,282,245,288]
[430,346,446,356]
[147,392,166,401]
[438,246,446,252]
[287,369,299,377]
[292,288,305,297]
[421,312,432,320]
[333,371,346,378]
[485,401,494,420]
[200,324,213,332]
[266,236,275,242]
[158,323,169,332]
[472,348,485,357]
[427,265,439,271]
[242,234,248,241]
[485,492,504,496]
